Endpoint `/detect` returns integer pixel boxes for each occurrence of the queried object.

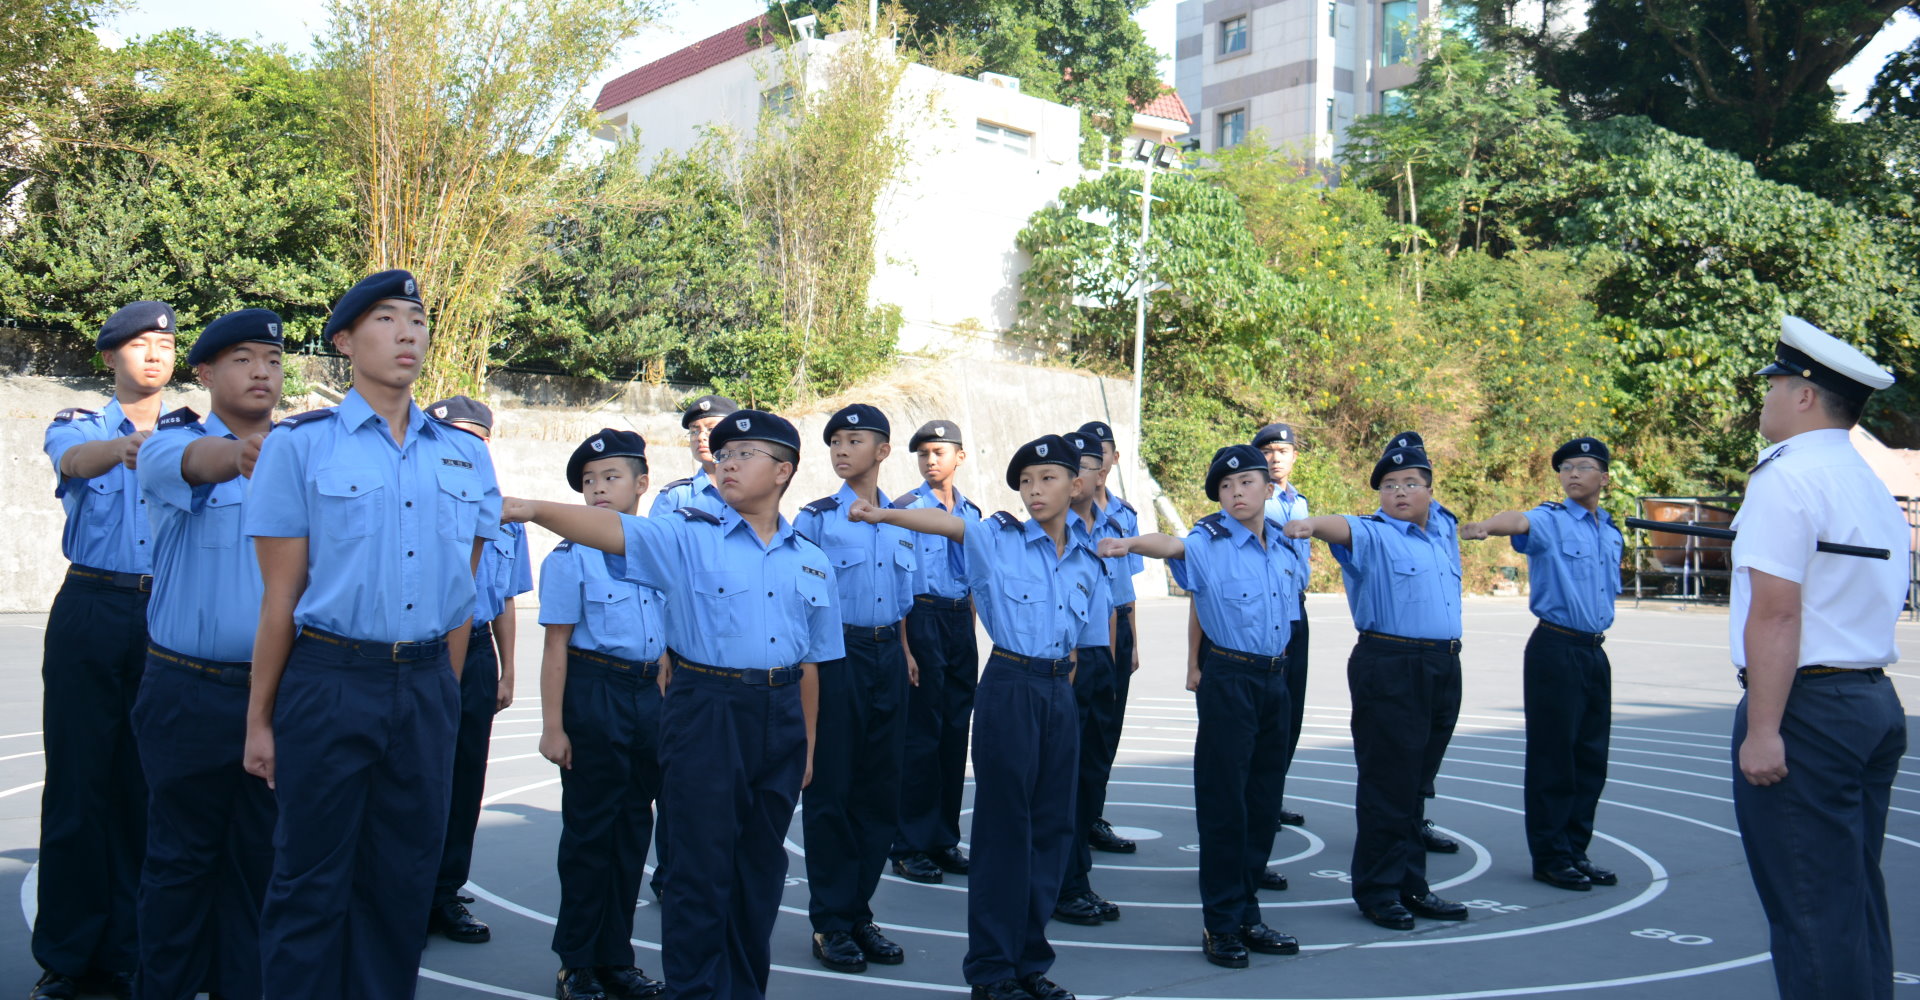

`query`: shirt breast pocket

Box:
[1390,560,1431,603]
[199,486,243,548]
[83,474,127,537]
[436,467,480,542]
[892,542,917,578]
[693,571,749,638]
[1221,584,1264,630]
[791,574,831,639]
[315,467,381,540]
[827,545,866,579]
[584,587,636,639]
[1003,577,1049,645]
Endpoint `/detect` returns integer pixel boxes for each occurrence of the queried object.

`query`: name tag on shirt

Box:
[442,458,473,469]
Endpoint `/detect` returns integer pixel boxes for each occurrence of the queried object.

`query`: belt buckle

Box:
[768,668,785,687]
[391,641,407,661]
[137,574,152,593]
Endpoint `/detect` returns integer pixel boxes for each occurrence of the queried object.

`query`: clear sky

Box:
[97,0,1907,120]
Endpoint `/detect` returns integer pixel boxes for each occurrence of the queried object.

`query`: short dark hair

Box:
[620,455,648,477]
[1795,376,1865,426]
[765,441,799,496]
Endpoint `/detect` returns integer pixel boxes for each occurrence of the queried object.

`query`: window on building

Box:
[1329,1,1339,37]
[976,120,1033,154]
[761,83,797,116]
[1381,0,1415,66]
[1381,88,1409,115]
[1217,109,1247,148]
[1220,16,1248,55]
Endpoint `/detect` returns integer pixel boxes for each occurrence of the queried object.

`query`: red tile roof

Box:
[1135,86,1192,125]
[594,14,773,112]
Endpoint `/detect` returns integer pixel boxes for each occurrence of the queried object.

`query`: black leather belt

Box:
[1207,645,1288,671]
[67,564,151,593]
[1537,621,1605,646]
[988,646,1073,676]
[1359,631,1463,654]
[569,646,659,681]
[147,643,250,687]
[297,626,447,662]
[1737,665,1885,689]
[471,619,492,638]
[669,652,800,687]
[913,594,971,611]
[844,623,899,642]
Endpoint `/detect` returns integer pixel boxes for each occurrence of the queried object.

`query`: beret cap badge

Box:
[591,438,605,452]
[736,418,751,431]
[1036,443,1049,457]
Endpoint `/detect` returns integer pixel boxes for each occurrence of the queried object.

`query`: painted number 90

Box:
[1632,928,1713,946]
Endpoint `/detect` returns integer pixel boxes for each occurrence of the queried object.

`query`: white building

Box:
[592,16,1190,363]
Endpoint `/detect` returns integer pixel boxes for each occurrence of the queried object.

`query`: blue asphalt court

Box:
[1,595,1915,999]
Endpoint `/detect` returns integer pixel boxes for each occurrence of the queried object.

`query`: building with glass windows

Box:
[1172,0,1429,164]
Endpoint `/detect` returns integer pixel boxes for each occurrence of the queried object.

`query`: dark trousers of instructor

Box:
[804,628,907,934]
[658,658,805,1000]
[964,649,1077,986]
[1346,634,1461,909]
[1062,643,1116,901]
[1522,625,1610,870]
[1276,595,1309,810]
[554,651,662,969]
[258,631,459,999]
[893,596,977,860]
[1733,668,1906,1000]
[1194,647,1290,934]
[436,619,500,912]
[132,646,274,1000]
[34,571,148,984]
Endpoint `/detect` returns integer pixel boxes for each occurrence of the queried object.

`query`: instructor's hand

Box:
[244,722,276,789]
[1739,731,1789,786]
[845,499,881,524]
[1281,519,1313,539]
[502,497,537,524]
[1458,521,1491,541]
[1096,537,1132,558]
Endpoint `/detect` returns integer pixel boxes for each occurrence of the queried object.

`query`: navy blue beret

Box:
[324,269,422,338]
[567,428,648,492]
[1252,422,1299,449]
[1205,444,1269,501]
[908,420,962,452]
[1551,437,1610,470]
[1371,445,1433,489]
[709,409,801,457]
[186,308,284,366]
[427,394,492,432]
[1062,430,1103,467]
[823,403,890,444]
[680,394,739,428]
[1077,420,1115,445]
[1004,434,1080,491]
[1383,430,1424,455]
[97,300,177,350]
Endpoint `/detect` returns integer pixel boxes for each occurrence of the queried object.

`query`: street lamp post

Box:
[1125,138,1182,500]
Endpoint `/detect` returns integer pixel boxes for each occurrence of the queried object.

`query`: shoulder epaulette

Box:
[1264,516,1287,537]
[1361,514,1386,523]
[661,476,693,491]
[1194,511,1230,539]
[676,506,721,524]
[1538,500,1566,511]
[1114,497,1137,514]
[960,497,983,516]
[52,406,98,423]
[553,539,575,552]
[801,495,841,515]
[989,510,1022,530]
[156,406,200,431]
[1435,502,1459,522]
[887,494,918,509]
[278,406,337,429]
[1748,445,1788,477]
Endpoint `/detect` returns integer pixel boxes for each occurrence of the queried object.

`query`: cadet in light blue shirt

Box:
[508,409,840,1000]
[33,299,177,999]
[1056,431,1124,926]
[650,393,737,518]
[1282,433,1469,931]
[1253,420,1312,830]
[243,269,503,1000]
[848,434,1107,1000]
[1076,420,1142,857]
[1461,436,1623,892]
[131,308,282,1000]
[1101,444,1304,968]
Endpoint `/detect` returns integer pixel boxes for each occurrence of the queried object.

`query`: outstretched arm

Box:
[1098,532,1184,561]
[504,498,626,554]
[847,498,965,542]
[1460,510,1531,540]
[1283,515,1351,547]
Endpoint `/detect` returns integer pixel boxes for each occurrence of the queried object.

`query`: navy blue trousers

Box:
[1090,607,1135,816]
[555,652,662,968]
[962,649,1077,986]
[34,573,147,980]
[259,632,458,1000]
[803,630,906,934]
[132,647,274,1000]
[1733,669,1905,1000]
[1277,596,1309,806]
[1061,644,1115,899]
[436,619,499,905]
[1194,647,1290,934]
[1522,625,1611,868]
[658,662,805,1000]
[893,596,977,858]
[1346,636,1460,909]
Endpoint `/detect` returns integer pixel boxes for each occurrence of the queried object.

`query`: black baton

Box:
[1623,517,1890,560]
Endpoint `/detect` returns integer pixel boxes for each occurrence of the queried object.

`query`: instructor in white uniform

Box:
[1730,315,1909,1000]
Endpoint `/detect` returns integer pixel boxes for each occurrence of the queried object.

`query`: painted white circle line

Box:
[1105,825,1161,842]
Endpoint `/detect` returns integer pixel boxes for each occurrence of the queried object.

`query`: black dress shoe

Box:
[1019,973,1076,1000]
[971,979,1037,1000]
[852,922,904,964]
[1202,929,1249,968]
[1052,893,1104,926]
[1084,889,1120,921]
[1400,891,1469,920]
[1259,869,1289,891]
[596,966,665,999]
[812,930,868,972]
[429,897,492,943]
[29,971,77,1000]
[892,853,945,884]
[1239,922,1301,955]
[1420,819,1459,854]
[1278,808,1306,826]
[1088,818,1136,854]
[1573,859,1618,886]
[930,845,971,875]
[1359,901,1415,930]
[556,967,610,1000]
[1532,864,1592,891]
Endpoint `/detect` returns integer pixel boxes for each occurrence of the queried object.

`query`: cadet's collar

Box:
[1277,483,1300,503]
[1372,501,1446,534]
[719,505,797,548]
[1217,513,1269,548]
[833,480,891,510]
[1771,427,1850,455]
[203,409,233,440]
[338,387,429,438]
[99,396,131,433]
[691,468,714,491]
[1559,497,1608,523]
